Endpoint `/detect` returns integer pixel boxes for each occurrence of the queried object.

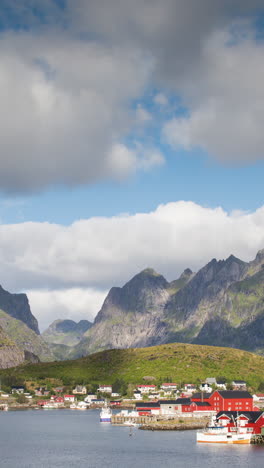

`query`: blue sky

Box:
[1,1,264,329]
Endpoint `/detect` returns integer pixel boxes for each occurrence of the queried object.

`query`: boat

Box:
[42,402,59,410]
[100,404,112,422]
[0,404,8,411]
[196,415,252,444]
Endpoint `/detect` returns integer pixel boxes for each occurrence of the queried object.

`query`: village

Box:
[1,377,264,440]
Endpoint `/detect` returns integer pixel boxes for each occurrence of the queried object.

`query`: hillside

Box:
[0,310,54,362]
[0,325,25,369]
[2,342,264,391]
[0,285,39,334]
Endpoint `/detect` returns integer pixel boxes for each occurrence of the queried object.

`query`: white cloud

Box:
[0,1,264,194]
[163,25,264,163]
[0,31,158,192]
[28,288,107,332]
[1,201,264,327]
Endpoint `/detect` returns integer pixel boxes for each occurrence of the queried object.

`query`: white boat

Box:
[42,402,59,410]
[196,416,252,444]
[100,405,112,422]
[76,402,88,410]
[0,404,8,411]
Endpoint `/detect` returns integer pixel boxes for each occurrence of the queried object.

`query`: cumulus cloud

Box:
[0,1,264,193]
[0,31,159,192]
[28,288,107,332]
[1,201,264,326]
[163,26,264,163]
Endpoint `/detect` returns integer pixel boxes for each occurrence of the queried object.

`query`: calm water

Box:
[1,409,264,468]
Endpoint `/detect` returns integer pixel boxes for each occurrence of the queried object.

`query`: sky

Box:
[1,1,264,331]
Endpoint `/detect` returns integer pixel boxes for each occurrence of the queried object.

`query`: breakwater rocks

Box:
[139,421,206,431]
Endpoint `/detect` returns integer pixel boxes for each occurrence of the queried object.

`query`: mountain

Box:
[0,285,39,334]
[69,267,193,358]
[0,325,25,369]
[42,319,92,347]
[0,309,54,362]
[67,249,264,358]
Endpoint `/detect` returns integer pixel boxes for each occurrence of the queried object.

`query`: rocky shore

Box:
[139,419,207,431]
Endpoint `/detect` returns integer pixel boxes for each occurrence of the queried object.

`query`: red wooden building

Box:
[208,391,253,412]
[216,411,264,435]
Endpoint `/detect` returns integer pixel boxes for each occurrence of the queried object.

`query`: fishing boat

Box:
[0,404,8,411]
[100,404,112,422]
[196,415,252,444]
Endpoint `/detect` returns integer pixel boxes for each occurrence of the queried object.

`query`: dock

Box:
[251,435,264,444]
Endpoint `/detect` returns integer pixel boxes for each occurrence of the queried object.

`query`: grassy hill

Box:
[1,342,264,390]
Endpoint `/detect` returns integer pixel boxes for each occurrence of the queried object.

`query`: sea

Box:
[0,409,264,468]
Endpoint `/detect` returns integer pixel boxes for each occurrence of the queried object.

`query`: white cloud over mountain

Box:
[1,202,264,329]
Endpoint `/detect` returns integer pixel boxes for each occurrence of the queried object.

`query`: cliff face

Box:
[0,325,25,369]
[0,310,54,362]
[70,268,191,358]
[69,249,264,358]
[0,285,39,334]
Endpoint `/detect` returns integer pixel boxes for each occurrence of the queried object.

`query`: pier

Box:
[251,435,264,444]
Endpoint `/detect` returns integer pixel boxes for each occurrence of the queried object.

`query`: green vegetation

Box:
[1,342,264,391]
[0,310,53,361]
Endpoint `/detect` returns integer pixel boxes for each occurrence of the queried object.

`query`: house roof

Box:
[159,400,179,405]
[174,398,191,405]
[205,378,216,384]
[192,401,211,407]
[217,391,252,399]
[136,402,160,408]
[232,380,246,384]
[161,383,178,386]
[216,411,263,423]
[192,392,212,400]
[137,384,156,387]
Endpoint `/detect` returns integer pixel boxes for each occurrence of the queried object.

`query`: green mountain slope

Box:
[0,285,39,334]
[0,310,54,362]
[3,342,264,391]
[0,325,25,369]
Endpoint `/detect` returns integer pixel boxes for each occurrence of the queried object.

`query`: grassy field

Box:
[1,342,264,390]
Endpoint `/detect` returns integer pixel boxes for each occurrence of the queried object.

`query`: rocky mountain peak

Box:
[180,268,193,279]
[256,248,264,260]
[0,285,39,334]
[165,254,247,322]
[94,268,169,324]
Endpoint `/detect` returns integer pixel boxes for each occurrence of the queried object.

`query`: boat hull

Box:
[197,432,252,444]
[100,417,111,423]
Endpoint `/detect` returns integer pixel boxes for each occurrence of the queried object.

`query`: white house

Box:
[160,383,178,391]
[200,383,212,392]
[184,384,196,393]
[84,393,97,403]
[134,391,142,400]
[216,380,226,390]
[137,384,156,394]
[232,380,247,390]
[98,385,112,394]
[73,385,87,395]
[253,394,264,402]
[64,395,76,403]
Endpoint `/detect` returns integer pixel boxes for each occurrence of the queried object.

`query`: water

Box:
[1,409,264,468]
